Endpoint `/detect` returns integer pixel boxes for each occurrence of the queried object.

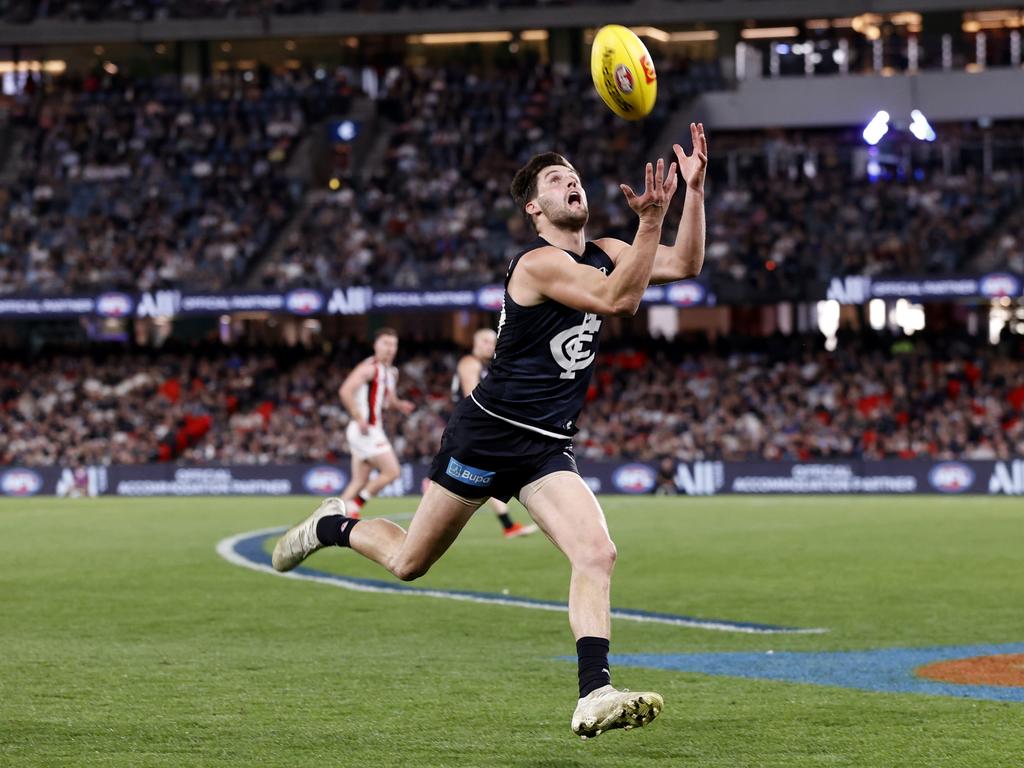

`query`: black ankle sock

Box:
[576,636,611,698]
[497,512,515,530]
[316,514,360,548]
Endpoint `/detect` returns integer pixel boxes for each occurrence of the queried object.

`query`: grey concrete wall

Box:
[0,0,1004,45]
[694,68,1024,129]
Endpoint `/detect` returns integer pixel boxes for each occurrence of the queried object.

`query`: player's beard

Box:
[541,198,589,231]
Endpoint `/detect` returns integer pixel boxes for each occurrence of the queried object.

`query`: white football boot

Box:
[570,685,664,740]
[272,497,348,572]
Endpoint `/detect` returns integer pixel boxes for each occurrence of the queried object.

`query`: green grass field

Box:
[1,495,1022,767]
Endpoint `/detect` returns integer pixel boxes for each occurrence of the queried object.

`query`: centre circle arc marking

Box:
[217,527,827,635]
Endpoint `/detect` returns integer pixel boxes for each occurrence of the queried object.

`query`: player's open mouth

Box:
[567,191,582,205]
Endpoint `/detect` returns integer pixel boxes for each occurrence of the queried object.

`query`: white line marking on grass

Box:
[216,526,828,635]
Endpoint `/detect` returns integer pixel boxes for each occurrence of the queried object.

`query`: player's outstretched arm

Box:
[517,159,677,317]
[657,122,707,283]
[385,371,415,415]
[339,361,375,433]
[597,123,707,286]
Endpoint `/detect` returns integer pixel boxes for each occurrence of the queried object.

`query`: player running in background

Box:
[453,328,538,539]
[338,327,415,518]
[274,124,707,739]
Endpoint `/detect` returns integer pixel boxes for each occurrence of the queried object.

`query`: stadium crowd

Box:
[3,333,1023,469]
[5,65,1019,299]
[0,0,625,22]
[0,67,353,296]
[259,59,717,289]
[261,114,1023,293]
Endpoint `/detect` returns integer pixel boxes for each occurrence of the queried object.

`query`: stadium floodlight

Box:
[868,299,887,330]
[816,299,841,350]
[894,298,926,335]
[336,121,357,141]
[909,109,936,142]
[862,110,890,145]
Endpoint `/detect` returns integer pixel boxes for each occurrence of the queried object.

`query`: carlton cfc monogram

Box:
[550,313,603,379]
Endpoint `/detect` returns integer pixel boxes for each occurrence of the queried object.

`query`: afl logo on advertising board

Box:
[612,463,656,494]
[1,469,43,497]
[979,273,1021,298]
[285,290,324,315]
[303,466,348,495]
[96,292,134,317]
[667,281,706,307]
[476,285,505,311]
[928,462,975,493]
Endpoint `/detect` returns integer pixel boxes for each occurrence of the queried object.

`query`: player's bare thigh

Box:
[519,471,615,562]
[387,481,485,579]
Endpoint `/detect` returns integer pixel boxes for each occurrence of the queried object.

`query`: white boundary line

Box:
[216,527,828,635]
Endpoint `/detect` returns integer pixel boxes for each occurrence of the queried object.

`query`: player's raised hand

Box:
[673,122,708,193]
[620,157,679,223]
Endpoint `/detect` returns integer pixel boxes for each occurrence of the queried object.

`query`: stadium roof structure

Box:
[0,0,1005,45]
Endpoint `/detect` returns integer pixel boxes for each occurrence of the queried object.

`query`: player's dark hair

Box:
[374,327,398,341]
[510,152,577,231]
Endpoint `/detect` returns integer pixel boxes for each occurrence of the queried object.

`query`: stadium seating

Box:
[1,0,632,22]
[0,68,351,295]
[9,65,1020,299]
[4,333,1022,467]
[260,60,702,290]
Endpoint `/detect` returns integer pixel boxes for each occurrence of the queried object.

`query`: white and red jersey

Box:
[354,357,398,427]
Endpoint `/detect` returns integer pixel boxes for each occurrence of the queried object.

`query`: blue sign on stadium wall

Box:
[0,280,716,319]
[4,460,1022,497]
[826,273,1024,304]
[2,271,1020,320]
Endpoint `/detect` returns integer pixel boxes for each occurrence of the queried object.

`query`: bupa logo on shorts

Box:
[303,466,348,494]
[667,281,706,307]
[446,458,494,488]
[1,469,43,497]
[979,273,1021,298]
[928,462,975,493]
[285,289,324,315]
[612,463,656,494]
[476,285,505,311]
[96,292,134,317]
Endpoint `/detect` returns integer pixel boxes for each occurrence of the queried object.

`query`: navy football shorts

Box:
[429,397,579,502]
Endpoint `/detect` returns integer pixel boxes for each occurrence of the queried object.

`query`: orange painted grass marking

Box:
[916,654,1024,688]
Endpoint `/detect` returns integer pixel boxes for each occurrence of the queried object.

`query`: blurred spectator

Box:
[261,60,707,290]
[0,68,352,295]
[2,65,1021,300]
[3,332,1023,467]
[2,0,630,22]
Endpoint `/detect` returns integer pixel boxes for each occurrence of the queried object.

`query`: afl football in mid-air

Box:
[590,24,658,120]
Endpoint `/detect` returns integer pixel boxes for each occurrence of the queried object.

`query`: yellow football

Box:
[590,24,658,121]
